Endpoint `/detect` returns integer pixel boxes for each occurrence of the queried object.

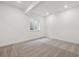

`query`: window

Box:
[30,19,40,31]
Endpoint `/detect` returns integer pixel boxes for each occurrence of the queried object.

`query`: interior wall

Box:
[0,4,45,47]
[47,7,79,44]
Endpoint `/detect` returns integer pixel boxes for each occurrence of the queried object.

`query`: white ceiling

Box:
[0,1,79,16]
[30,1,79,16]
[0,1,36,11]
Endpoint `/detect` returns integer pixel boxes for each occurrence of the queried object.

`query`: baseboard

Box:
[0,36,46,48]
[47,36,79,45]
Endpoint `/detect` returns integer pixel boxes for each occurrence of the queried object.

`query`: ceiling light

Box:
[16,1,21,4]
[46,12,49,16]
[64,5,68,8]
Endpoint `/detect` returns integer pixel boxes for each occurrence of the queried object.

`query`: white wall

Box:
[0,4,45,47]
[47,7,79,44]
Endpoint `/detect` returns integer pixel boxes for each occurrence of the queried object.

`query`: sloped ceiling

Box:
[0,1,79,16]
[0,1,36,11]
[30,1,79,16]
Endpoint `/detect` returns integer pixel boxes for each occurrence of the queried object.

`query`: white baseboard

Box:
[47,36,79,45]
[0,36,46,47]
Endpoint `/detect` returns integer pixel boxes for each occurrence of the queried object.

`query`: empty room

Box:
[0,1,79,57]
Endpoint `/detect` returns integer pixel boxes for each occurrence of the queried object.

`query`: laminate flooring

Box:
[0,37,79,57]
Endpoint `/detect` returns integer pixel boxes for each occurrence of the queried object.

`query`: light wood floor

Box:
[0,37,79,57]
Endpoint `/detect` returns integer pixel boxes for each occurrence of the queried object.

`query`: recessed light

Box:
[46,12,49,15]
[16,1,21,4]
[64,5,68,8]
[46,12,50,16]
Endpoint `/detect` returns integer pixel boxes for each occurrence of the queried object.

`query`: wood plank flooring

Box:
[0,37,79,57]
